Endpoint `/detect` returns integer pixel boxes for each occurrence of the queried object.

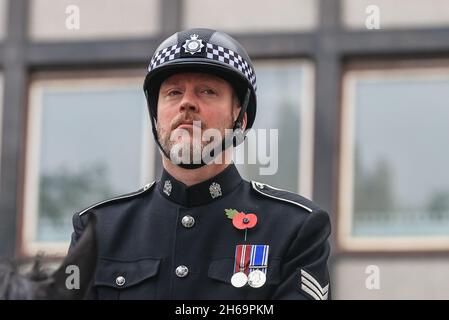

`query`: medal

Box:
[231,272,248,288]
[248,244,269,288]
[248,270,266,288]
[231,245,251,288]
[231,244,269,288]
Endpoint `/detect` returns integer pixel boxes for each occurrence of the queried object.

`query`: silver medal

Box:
[247,270,266,288]
[231,272,248,288]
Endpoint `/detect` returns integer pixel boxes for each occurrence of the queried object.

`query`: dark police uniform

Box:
[69,164,331,300]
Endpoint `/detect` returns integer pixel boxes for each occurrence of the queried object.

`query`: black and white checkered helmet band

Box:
[148,43,257,92]
[149,44,181,70]
[206,43,256,91]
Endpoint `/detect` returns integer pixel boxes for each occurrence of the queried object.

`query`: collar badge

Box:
[209,182,222,199]
[163,180,172,196]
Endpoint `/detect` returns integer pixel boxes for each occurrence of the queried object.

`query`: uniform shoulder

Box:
[250,180,323,214]
[77,181,156,216]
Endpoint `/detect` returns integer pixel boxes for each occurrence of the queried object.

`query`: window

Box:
[23,71,154,256]
[183,0,317,33]
[29,0,160,41]
[333,256,449,299]
[235,61,315,197]
[343,0,449,30]
[339,62,449,251]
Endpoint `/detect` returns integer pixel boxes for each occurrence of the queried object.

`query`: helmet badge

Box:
[183,34,204,55]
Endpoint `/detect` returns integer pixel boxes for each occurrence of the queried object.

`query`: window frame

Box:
[339,62,449,252]
[0,73,3,183]
[21,70,155,256]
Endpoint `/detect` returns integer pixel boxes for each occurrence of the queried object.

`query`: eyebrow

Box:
[160,80,178,88]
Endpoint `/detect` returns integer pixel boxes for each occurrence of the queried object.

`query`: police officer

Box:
[69,28,331,300]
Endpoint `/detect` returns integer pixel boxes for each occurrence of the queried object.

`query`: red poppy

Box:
[232,212,258,230]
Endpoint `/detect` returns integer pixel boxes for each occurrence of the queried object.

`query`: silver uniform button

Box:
[181,215,195,228]
[175,265,189,278]
[116,276,126,286]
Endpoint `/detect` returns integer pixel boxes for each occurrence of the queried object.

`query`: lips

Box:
[176,122,194,129]
[174,120,202,130]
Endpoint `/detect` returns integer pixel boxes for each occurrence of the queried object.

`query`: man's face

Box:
[156,72,240,164]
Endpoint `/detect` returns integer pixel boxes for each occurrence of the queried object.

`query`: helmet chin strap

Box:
[148,88,250,170]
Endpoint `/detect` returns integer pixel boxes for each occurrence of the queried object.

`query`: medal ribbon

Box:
[249,245,269,274]
[234,245,252,274]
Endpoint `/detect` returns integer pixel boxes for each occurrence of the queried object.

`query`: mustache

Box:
[171,114,204,130]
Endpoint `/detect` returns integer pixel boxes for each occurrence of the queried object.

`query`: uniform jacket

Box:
[69,164,331,300]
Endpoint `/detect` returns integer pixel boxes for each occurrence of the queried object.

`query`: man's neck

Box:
[162,158,231,187]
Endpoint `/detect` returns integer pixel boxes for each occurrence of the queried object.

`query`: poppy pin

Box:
[225,209,258,241]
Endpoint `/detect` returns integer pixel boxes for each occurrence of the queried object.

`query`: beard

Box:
[156,113,234,165]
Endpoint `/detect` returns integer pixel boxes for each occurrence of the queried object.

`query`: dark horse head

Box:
[0,215,97,300]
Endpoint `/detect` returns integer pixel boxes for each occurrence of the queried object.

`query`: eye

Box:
[167,89,182,96]
[202,89,217,95]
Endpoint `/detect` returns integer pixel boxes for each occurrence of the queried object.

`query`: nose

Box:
[179,89,199,113]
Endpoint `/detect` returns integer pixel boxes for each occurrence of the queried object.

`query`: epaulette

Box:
[78,181,156,216]
[250,181,313,213]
